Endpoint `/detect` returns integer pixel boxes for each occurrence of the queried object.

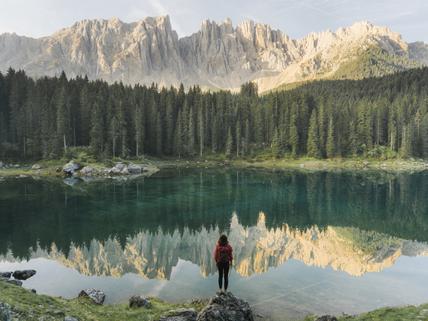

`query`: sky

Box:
[0,0,427,42]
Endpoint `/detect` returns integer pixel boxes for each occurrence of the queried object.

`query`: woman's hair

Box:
[218,234,228,246]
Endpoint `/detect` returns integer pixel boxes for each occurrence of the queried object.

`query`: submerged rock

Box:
[197,292,254,321]
[0,302,12,321]
[6,279,22,287]
[13,270,36,280]
[129,295,151,308]
[160,308,197,321]
[0,272,12,279]
[78,289,105,305]
[316,316,338,321]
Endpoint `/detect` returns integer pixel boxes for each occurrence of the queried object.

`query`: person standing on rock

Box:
[214,234,233,293]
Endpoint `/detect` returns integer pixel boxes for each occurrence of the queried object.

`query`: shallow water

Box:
[1,169,428,320]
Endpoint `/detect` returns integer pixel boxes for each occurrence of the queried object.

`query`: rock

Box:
[78,289,105,305]
[31,289,37,294]
[79,166,95,176]
[160,308,197,321]
[63,177,80,186]
[0,272,12,279]
[316,316,338,321]
[6,279,23,286]
[0,302,12,321]
[121,167,129,175]
[196,292,254,321]
[13,269,36,280]
[127,163,143,174]
[129,295,151,308]
[63,161,81,175]
[0,161,4,169]
[31,164,42,170]
[64,317,79,321]
[114,163,126,171]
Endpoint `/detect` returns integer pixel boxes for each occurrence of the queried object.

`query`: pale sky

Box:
[0,0,427,42]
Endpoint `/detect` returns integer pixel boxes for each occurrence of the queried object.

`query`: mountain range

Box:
[0,16,427,92]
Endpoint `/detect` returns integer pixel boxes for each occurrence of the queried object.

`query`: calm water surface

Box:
[1,169,428,320]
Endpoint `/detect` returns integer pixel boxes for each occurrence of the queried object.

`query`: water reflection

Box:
[2,213,428,279]
[2,169,428,320]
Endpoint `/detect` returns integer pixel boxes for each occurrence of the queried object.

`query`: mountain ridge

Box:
[0,16,426,91]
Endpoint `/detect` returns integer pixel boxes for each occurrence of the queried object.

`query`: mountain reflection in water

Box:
[2,169,428,320]
[2,212,428,279]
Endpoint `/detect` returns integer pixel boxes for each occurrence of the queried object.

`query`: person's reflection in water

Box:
[214,234,233,293]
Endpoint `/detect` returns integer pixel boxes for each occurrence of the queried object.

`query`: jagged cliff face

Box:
[0,16,425,92]
[3,213,428,279]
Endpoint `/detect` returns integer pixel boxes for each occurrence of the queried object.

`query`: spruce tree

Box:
[307,111,321,158]
[326,117,336,158]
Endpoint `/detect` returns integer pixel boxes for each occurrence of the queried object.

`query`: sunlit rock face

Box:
[2,213,428,279]
[0,17,425,92]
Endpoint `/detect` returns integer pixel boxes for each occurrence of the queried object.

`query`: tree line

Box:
[1,67,428,160]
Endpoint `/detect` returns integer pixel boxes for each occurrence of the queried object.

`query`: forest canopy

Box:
[1,67,428,160]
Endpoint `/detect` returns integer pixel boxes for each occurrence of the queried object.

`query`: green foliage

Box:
[366,146,398,160]
[1,68,428,161]
[0,282,202,321]
[63,146,97,164]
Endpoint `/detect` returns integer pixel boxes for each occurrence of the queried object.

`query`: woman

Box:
[214,234,233,292]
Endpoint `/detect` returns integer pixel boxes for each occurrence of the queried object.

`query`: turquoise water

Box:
[1,169,428,320]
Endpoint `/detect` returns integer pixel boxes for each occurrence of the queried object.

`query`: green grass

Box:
[0,282,202,321]
[1,154,427,179]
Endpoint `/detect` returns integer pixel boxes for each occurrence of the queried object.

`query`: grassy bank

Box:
[1,282,428,321]
[150,156,428,173]
[303,303,428,321]
[1,156,428,178]
[0,282,202,321]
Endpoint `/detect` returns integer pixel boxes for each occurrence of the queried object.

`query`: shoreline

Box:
[1,157,428,179]
[1,282,427,321]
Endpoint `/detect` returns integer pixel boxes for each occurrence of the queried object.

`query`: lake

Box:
[1,169,428,320]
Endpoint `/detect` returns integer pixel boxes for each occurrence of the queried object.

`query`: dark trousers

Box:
[217,261,230,290]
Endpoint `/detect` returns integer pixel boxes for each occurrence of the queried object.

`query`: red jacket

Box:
[214,243,233,264]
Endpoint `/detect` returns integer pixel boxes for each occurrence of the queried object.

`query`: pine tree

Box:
[134,104,144,157]
[271,128,281,158]
[225,127,233,158]
[326,117,336,158]
[289,113,298,157]
[307,110,321,158]
[90,100,104,157]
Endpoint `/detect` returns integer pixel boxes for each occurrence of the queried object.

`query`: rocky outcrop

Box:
[75,162,159,178]
[0,17,425,92]
[63,161,81,176]
[316,316,338,321]
[196,292,254,321]
[160,308,197,321]
[409,42,428,65]
[31,164,42,170]
[0,272,11,279]
[129,295,151,308]
[5,280,22,287]
[78,289,106,305]
[13,270,36,280]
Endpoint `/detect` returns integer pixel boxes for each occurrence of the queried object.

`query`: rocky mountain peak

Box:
[0,16,425,91]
